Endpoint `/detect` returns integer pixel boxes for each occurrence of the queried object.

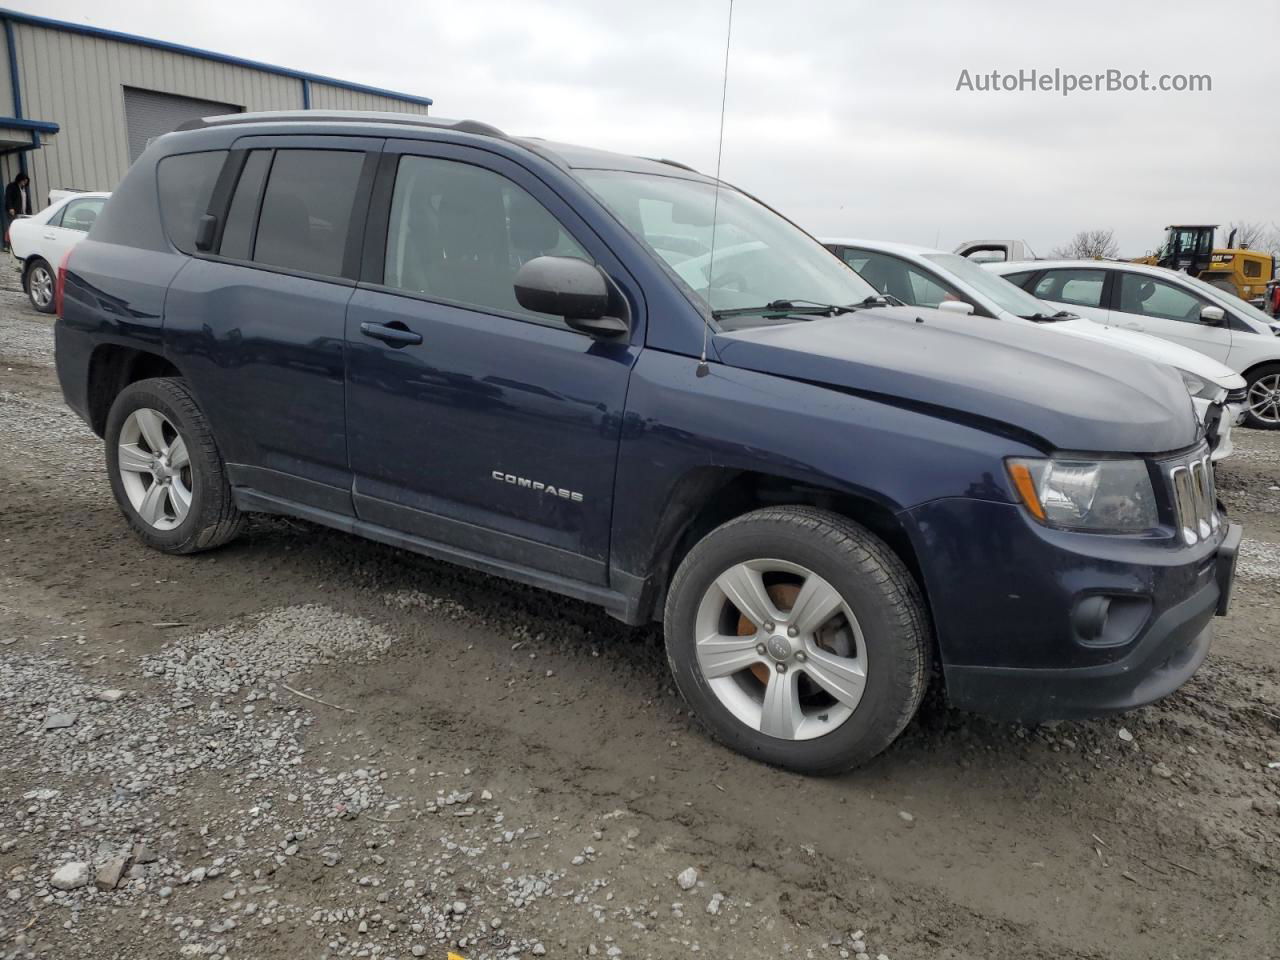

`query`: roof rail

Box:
[175,111,506,138]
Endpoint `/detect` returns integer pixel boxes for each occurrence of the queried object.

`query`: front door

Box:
[344,142,641,583]
[1107,270,1233,363]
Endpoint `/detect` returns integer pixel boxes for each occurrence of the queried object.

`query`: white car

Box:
[986,258,1280,430]
[822,238,1247,460]
[9,191,110,313]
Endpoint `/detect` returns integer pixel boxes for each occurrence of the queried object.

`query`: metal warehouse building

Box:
[0,8,432,212]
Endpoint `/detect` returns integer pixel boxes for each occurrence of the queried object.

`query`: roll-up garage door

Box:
[123,87,243,163]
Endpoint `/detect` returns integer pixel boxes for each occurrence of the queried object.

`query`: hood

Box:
[714,306,1200,454]
[1048,317,1246,389]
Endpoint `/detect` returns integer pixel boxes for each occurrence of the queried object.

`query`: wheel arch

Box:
[640,468,928,625]
[85,345,183,437]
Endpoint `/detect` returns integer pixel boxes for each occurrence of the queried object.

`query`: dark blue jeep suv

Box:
[54,111,1241,773]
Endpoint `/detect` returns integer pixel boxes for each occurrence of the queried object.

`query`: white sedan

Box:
[822,238,1247,460]
[986,258,1280,430]
[9,191,110,313]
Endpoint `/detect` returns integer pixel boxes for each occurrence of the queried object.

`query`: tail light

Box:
[54,249,72,317]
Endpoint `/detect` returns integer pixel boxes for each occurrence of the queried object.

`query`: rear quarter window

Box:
[156,150,227,253]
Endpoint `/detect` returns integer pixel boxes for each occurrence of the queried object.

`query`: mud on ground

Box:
[0,270,1277,960]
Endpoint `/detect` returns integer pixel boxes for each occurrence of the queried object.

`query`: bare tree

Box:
[1228,221,1268,248]
[1051,229,1119,260]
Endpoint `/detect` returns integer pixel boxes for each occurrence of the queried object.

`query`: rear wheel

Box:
[663,507,930,775]
[1244,364,1280,430]
[105,377,244,553]
[24,257,54,313]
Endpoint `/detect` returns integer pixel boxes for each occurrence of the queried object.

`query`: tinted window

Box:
[58,197,106,232]
[1033,269,1105,308]
[847,249,962,309]
[157,151,226,253]
[1002,270,1038,291]
[253,150,364,277]
[384,155,589,322]
[219,150,272,261]
[1117,273,1206,323]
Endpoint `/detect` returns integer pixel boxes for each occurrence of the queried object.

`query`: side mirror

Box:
[514,256,629,338]
[936,300,975,316]
[1199,305,1225,326]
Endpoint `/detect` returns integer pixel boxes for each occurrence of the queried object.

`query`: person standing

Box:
[4,172,32,251]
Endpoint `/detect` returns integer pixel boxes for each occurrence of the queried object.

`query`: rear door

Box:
[344,140,641,583]
[1106,270,1232,362]
[164,136,380,514]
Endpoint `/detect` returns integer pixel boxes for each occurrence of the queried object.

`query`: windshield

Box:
[923,253,1063,319]
[1179,271,1277,328]
[576,170,876,319]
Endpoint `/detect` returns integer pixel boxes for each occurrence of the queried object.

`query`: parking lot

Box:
[0,271,1277,959]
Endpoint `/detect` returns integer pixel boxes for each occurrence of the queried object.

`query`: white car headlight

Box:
[1177,368,1225,403]
[1007,457,1159,532]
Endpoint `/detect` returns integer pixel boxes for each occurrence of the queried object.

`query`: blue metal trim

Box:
[302,78,311,110]
[0,8,433,107]
[0,115,59,133]
[3,17,25,173]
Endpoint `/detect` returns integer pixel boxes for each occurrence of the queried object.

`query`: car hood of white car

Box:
[1043,316,1245,389]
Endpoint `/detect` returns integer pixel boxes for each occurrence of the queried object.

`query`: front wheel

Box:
[24,257,55,313]
[105,377,244,554]
[663,507,930,775]
[1243,363,1280,430]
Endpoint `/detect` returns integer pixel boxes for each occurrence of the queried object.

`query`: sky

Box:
[10,0,1279,257]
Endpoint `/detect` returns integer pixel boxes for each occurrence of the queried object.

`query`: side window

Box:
[838,249,872,273]
[1116,273,1206,323]
[1033,269,1105,308]
[157,151,227,254]
[219,150,272,261]
[252,149,364,277]
[383,155,591,323]
[847,249,961,309]
[1002,270,1038,291]
[60,198,106,233]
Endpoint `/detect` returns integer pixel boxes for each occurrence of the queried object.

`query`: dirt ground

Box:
[1,266,1277,960]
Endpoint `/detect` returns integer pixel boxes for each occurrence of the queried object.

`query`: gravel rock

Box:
[676,866,698,890]
[50,862,90,891]
[1252,797,1280,816]
[42,712,77,731]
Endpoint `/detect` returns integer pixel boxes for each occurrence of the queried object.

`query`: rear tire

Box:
[24,257,55,314]
[104,377,244,554]
[1243,363,1280,430]
[663,506,930,775]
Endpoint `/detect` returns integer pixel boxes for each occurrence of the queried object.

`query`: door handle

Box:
[360,321,422,347]
[43,233,56,240]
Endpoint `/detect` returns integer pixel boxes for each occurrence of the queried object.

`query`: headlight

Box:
[1177,368,1225,402]
[1007,457,1158,532]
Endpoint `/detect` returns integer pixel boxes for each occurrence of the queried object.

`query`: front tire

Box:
[1243,363,1280,430]
[24,257,55,313]
[104,377,244,554]
[663,507,930,775]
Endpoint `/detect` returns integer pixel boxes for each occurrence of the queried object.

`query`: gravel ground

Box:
[1,261,1278,960]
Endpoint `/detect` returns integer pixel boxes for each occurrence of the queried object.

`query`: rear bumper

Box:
[943,523,1241,722]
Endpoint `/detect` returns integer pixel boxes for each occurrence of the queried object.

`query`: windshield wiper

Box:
[712,296,892,320]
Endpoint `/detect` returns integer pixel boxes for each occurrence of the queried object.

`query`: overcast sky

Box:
[12,0,1279,256]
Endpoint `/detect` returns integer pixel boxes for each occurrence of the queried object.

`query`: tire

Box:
[663,506,930,775]
[24,257,55,314]
[1243,363,1280,430]
[104,377,244,554]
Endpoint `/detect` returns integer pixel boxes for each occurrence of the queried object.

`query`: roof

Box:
[820,237,943,257]
[0,8,432,107]
[985,258,1157,274]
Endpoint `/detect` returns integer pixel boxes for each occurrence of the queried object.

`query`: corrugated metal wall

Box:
[1,21,431,210]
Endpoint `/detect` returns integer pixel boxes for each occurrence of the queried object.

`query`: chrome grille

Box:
[1169,453,1218,544]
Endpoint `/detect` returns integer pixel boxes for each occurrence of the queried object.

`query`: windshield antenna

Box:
[697,0,734,378]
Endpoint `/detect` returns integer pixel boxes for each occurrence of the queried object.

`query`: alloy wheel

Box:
[28,264,53,308]
[693,559,867,741]
[116,407,193,530]
[1248,373,1280,426]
